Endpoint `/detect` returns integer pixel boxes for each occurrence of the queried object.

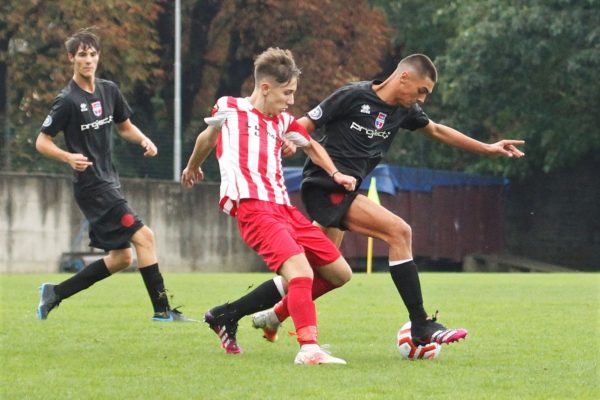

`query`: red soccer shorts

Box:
[236,199,341,272]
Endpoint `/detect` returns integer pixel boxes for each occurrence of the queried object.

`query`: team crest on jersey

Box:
[42,115,52,127]
[375,112,387,129]
[91,101,102,117]
[360,104,371,114]
[308,106,323,120]
[80,103,88,112]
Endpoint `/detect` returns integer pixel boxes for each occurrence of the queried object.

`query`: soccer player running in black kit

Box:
[248,54,525,347]
[35,29,194,322]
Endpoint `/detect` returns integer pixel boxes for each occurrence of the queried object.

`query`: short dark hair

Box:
[65,29,100,55]
[399,54,437,82]
[254,47,301,85]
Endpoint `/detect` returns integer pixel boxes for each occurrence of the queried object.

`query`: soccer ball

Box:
[397,321,442,360]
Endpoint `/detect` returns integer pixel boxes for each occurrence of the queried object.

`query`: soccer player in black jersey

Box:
[35,29,194,322]
[242,54,525,348]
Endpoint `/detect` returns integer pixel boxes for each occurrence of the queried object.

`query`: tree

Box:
[1,0,391,181]
[177,0,392,179]
[437,0,600,177]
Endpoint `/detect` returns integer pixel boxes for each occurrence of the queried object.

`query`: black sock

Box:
[389,260,428,322]
[54,258,111,300]
[139,264,170,313]
[213,278,283,322]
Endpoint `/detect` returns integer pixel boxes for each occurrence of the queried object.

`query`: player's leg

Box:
[256,255,352,341]
[254,209,351,341]
[130,225,194,322]
[37,253,118,320]
[344,194,467,345]
[37,208,133,321]
[278,254,346,365]
[203,200,300,354]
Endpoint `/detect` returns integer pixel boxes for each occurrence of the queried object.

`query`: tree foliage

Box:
[437,0,600,177]
[1,0,390,180]
[2,0,598,180]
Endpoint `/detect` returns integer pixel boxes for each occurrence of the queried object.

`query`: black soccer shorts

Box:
[74,187,144,251]
[300,180,358,230]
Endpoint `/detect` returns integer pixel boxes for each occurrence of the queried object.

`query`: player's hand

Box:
[141,138,158,157]
[281,137,297,158]
[181,166,204,188]
[489,139,525,158]
[333,172,357,192]
[67,153,93,172]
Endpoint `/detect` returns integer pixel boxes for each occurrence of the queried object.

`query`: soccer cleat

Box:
[204,310,242,354]
[152,307,197,322]
[251,309,281,342]
[411,311,468,346]
[37,283,61,320]
[294,347,347,365]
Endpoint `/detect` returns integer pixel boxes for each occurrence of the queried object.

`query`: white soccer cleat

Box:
[294,347,347,365]
[251,309,281,342]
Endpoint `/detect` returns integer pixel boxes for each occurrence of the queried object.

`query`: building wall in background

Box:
[0,173,262,273]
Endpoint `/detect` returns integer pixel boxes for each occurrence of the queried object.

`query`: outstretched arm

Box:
[181,124,220,188]
[419,121,525,158]
[116,119,158,157]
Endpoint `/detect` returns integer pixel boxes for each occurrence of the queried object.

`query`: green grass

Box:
[1,272,598,399]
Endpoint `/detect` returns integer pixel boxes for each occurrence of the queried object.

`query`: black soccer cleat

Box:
[411,311,468,346]
[37,283,61,320]
[204,309,242,354]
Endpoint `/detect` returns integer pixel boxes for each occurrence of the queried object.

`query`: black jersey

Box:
[303,80,429,185]
[40,78,132,195]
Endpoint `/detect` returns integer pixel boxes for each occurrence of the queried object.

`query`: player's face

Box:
[69,44,99,80]
[396,71,435,108]
[264,77,298,116]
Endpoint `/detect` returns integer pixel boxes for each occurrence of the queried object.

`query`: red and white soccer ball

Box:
[397,321,442,360]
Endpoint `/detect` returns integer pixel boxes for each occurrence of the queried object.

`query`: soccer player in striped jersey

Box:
[181,48,357,364]
[252,54,524,347]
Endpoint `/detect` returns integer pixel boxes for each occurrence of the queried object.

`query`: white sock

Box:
[389,258,413,267]
[273,275,286,297]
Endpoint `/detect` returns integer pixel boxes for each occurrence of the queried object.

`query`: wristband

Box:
[331,171,340,179]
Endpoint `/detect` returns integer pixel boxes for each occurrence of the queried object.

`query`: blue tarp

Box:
[283,164,509,195]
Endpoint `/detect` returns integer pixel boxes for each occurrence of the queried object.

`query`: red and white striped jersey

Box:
[206,96,311,216]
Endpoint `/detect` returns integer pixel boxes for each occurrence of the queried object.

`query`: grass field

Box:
[1,272,598,399]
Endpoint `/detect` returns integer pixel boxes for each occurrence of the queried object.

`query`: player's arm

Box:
[297,116,316,135]
[302,138,356,191]
[35,132,93,172]
[116,119,157,157]
[181,124,220,188]
[419,121,525,158]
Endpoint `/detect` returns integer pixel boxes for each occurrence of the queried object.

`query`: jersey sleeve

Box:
[204,97,228,127]
[283,118,310,147]
[306,84,354,128]
[111,83,133,123]
[402,104,430,131]
[40,94,72,137]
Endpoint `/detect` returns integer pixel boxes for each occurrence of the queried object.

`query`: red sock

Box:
[273,275,338,322]
[286,277,317,345]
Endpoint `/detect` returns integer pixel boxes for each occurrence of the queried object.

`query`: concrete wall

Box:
[0,173,263,273]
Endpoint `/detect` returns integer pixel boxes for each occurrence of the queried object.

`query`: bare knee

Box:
[132,226,155,250]
[387,218,412,248]
[105,249,133,272]
[319,257,352,287]
[330,268,352,287]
